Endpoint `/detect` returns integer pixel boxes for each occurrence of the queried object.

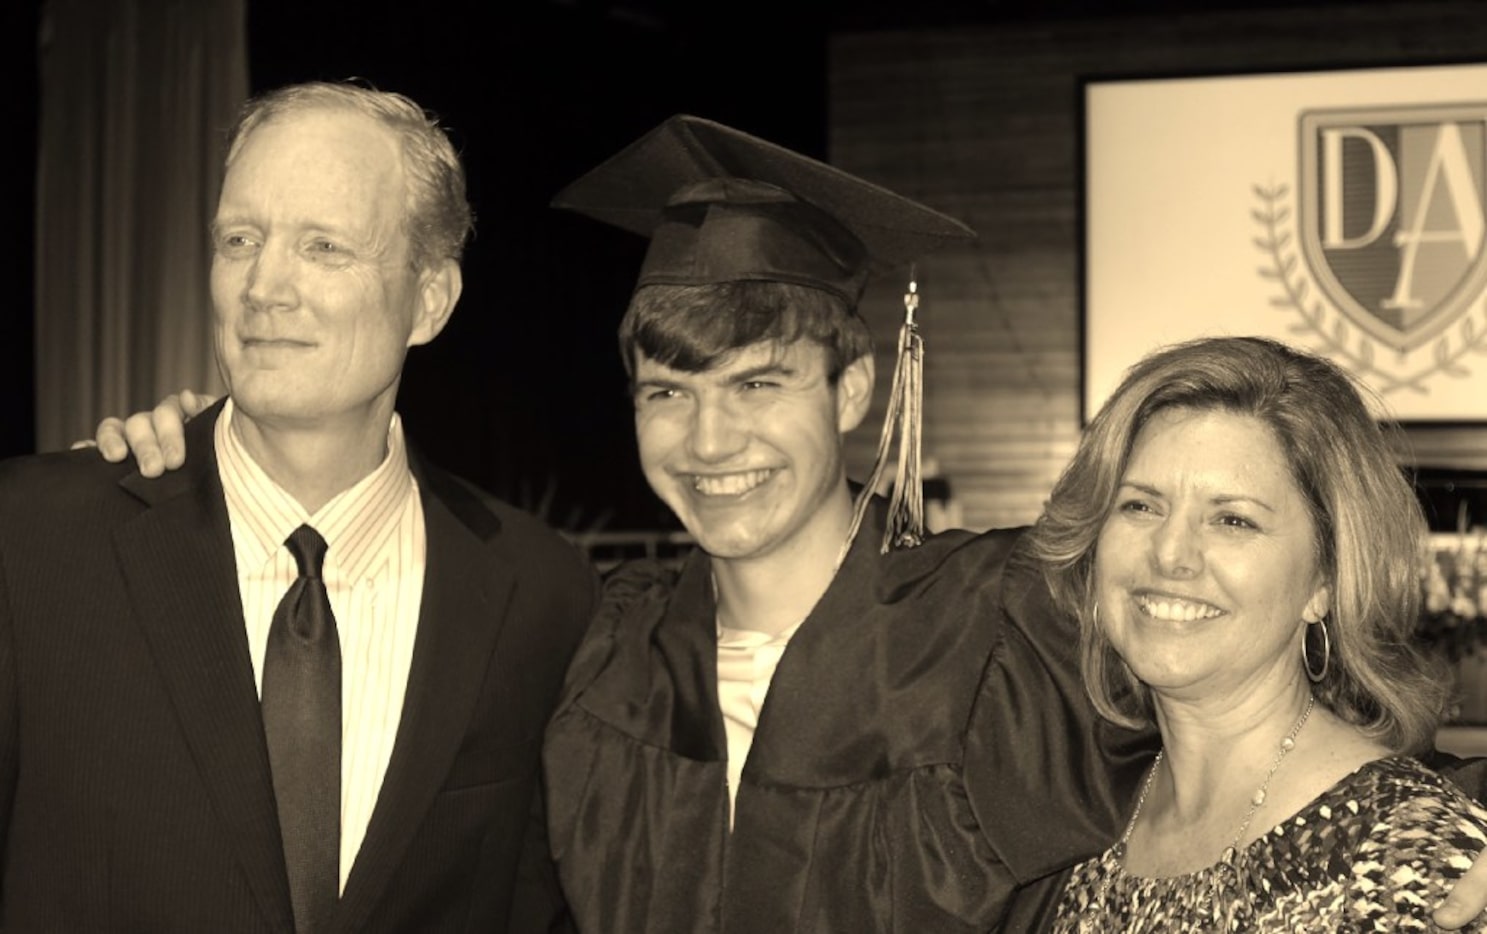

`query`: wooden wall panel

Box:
[833,2,1487,530]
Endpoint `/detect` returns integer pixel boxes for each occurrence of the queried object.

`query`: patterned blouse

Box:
[1051,756,1487,932]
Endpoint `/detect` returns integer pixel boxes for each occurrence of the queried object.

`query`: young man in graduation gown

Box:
[536,115,1152,933]
[90,115,1487,931]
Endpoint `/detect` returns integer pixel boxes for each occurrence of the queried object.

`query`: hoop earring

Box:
[1304,619,1330,683]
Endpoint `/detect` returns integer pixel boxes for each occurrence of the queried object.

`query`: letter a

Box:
[1385,122,1486,311]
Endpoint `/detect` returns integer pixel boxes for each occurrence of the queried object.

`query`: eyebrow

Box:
[633,360,800,391]
[1117,481,1277,513]
[632,376,682,394]
[1212,493,1277,513]
[210,215,358,239]
[726,363,797,384]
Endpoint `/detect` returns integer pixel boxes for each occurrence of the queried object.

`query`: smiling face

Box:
[210,106,456,434]
[1093,406,1330,704]
[633,338,872,565]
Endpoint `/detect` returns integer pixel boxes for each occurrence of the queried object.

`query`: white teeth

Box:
[1137,596,1223,622]
[691,469,773,496]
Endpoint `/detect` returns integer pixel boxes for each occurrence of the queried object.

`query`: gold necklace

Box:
[1118,694,1315,863]
[1084,697,1317,927]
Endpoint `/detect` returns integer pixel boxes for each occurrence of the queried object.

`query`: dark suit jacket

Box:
[0,403,597,933]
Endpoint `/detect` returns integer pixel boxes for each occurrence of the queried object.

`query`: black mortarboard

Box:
[551,114,974,305]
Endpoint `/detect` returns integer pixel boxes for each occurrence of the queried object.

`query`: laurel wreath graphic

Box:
[1252,182,1487,394]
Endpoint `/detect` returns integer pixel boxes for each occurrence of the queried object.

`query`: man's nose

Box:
[243,243,298,312]
[687,398,747,463]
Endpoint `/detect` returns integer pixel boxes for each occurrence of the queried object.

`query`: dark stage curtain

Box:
[34,0,244,451]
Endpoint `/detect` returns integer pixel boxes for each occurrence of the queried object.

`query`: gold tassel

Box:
[841,268,927,561]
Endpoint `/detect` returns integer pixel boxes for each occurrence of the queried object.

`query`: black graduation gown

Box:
[543,515,1156,934]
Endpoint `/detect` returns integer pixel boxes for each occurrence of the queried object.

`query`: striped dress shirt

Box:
[215,400,426,892]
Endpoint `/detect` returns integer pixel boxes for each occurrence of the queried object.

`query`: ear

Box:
[1302,582,1330,625]
[835,353,875,433]
[408,259,463,347]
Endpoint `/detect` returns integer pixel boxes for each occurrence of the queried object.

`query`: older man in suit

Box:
[0,82,595,933]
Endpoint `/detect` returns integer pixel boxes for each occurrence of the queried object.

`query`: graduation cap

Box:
[550,114,973,305]
[553,114,977,553]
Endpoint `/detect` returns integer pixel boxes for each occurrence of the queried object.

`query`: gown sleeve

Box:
[961,538,1159,889]
[1429,749,1487,804]
[542,558,676,857]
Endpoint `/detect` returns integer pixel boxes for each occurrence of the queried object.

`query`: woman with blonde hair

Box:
[1036,335,1487,930]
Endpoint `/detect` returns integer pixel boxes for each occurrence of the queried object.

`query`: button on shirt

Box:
[216,400,426,892]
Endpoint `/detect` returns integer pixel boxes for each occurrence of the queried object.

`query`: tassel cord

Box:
[839,270,930,566]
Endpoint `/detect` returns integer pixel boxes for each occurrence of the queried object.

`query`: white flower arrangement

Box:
[1421,525,1487,662]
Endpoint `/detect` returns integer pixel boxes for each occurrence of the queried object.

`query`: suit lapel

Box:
[335,464,516,931]
[112,404,293,931]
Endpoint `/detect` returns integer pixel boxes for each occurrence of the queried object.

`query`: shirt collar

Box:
[215,399,416,580]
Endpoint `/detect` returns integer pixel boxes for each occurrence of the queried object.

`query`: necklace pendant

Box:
[1251,788,1266,806]
[1280,737,1295,751]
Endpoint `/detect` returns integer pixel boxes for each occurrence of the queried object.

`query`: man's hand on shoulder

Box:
[72,390,217,477]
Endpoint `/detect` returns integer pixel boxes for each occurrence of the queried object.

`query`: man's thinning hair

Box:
[619,281,873,381]
[224,81,474,269]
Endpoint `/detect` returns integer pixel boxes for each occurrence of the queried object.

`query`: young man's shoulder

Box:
[417,464,597,585]
[866,523,1034,585]
[603,556,681,596]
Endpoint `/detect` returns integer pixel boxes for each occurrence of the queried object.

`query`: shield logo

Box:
[1298,105,1487,352]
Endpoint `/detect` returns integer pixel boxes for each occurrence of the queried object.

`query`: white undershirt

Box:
[715,621,801,826]
[216,400,427,891]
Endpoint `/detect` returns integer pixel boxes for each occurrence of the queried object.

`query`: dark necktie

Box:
[261,524,340,933]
